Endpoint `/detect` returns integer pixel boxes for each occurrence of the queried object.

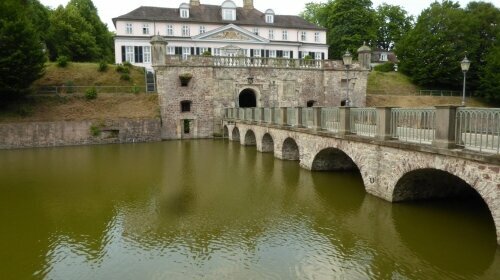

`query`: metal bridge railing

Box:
[391,108,436,144]
[302,108,314,128]
[351,108,377,137]
[456,108,500,154]
[321,108,340,132]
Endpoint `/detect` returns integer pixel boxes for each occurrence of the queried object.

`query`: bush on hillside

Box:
[98,61,108,72]
[374,62,395,72]
[116,64,129,74]
[120,73,131,81]
[85,87,97,100]
[56,55,69,67]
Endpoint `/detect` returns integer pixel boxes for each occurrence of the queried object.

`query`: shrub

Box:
[132,84,140,94]
[56,55,69,67]
[303,55,313,60]
[98,61,108,72]
[374,62,395,72]
[115,64,129,74]
[202,50,212,56]
[89,124,101,136]
[85,87,97,100]
[179,73,193,86]
[123,61,133,68]
[120,73,131,81]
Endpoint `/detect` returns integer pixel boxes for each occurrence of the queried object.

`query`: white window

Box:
[222,9,235,21]
[125,46,134,62]
[253,49,261,57]
[200,47,209,54]
[143,46,151,63]
[380,53,388,61]
[268,29,274,40]
[180,9,189,18]
[142,24,150,35]
[266,14,274,23]
[282,30,288,40]
[214,48,221,56]
[301,31,307,41]
[182,47,191,59]
[126,23,133,34]
[283,51,290,58]
[253,28,259,36]
[199,26,206,34]
[167,46,175,55]
[315,52,322,60]
[167,25,173,36]
[314,32,320,43]
[269,50,276,58]
[182,25,190,36]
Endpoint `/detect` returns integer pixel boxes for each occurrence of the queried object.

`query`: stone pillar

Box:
[338,107,351,135]
[433,106,460,149]
[244,0,254,9]
[150,35,167,67]
[376,107,394,141]
[296,107,303,127]
[250,108,255,122]
[270,108,276,125]
[258,108,265,123]
[357,43,372,70]
[279,107,288,126]
[312,107,322,130]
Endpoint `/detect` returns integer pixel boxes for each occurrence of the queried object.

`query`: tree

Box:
[0,0,46,98]
[396,1,470,89]
[301,0,377,59]
[375,4,413,51]
[479,46,500,104]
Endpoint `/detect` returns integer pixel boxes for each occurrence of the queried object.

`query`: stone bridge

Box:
[222,106,500,244]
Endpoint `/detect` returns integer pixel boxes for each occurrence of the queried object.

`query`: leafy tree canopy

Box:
[376,4,414,51]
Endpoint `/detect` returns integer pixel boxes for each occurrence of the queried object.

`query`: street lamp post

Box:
[343,50,353,106]
[460,55,471,106]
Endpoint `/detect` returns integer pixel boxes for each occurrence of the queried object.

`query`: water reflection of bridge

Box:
[223,106,500,245]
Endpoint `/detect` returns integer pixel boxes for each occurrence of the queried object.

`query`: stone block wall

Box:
[0,119,161,149]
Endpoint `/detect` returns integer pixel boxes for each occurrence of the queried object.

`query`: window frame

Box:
[143,46,151,63]
[125,46,134,62]
[268,29,274,40]
[182,25,190,36]
[282,30,288,40]
[314,32,320,43]
[126,23,133,34]
[180,9,189,18]
[199,25,206,34]
[167,25,174,36]
[301,31,307,41]
[265,14,274,23]
[142,24,150,35]
[222,9,236,21]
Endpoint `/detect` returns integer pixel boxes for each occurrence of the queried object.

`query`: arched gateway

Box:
[239,89,256,108]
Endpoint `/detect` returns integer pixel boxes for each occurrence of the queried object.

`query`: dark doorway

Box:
[239,89,256,108]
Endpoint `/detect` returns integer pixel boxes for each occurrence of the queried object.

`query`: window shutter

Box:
[290,51,293,58]
[261,50,265,57]
[309,52,314,58]
[121,46,126,62]
[191,47,195,55]
[250,49,254,57]
[277,50,283,58]
[322,53,325,60]
[208,47,212,53]
[298,51,302,59]
[134,46,139,63]
[196,47,200,55]
[138,46,143,63]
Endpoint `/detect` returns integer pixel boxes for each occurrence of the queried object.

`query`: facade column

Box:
[296,107,303,128]
[433,106,460,149]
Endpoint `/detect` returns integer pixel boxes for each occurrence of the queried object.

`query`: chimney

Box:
[243,0,254,10]
[190,0,200,6]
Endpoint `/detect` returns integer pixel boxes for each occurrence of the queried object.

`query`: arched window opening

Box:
[239,89,256,108]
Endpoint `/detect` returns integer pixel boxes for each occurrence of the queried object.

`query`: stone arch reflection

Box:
[281,137,299,161]
[231,127,240,142]
[261,133,274,153]
[244,130,256,146]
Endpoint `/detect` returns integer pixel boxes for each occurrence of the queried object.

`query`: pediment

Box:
[193,24,269,43]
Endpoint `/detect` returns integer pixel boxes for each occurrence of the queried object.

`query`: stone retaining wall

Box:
[0,119,161,149]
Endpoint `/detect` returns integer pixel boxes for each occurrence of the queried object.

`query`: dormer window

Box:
[221,0,236,21]
[180,3,190,18]
[265,9,275,24]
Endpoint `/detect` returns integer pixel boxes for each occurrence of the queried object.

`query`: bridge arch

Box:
[261,133,274,153]
[282,137,300,161]
[231,127,240,142]
[311,147,359,171]
[243,129,257,146]
[223,125,229,139]
[239,88,257,108]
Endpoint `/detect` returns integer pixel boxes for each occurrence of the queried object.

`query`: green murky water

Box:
[0,140,499,279]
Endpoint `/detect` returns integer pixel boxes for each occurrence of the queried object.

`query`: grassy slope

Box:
[0,62,157,123]
[366,71,489,107]
[34,62,146,87]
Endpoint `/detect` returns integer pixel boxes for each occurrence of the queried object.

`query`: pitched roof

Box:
[113,5,325,31]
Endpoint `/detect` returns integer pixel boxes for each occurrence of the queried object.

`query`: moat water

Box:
[1,140,499,279]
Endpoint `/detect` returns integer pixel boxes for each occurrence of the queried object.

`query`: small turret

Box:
[357,42,372,70]
[150,34,168,67]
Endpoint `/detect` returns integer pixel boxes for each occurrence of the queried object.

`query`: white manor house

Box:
[113,0,328,69]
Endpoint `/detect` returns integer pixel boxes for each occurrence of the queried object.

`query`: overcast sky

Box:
[39,0,494,31]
